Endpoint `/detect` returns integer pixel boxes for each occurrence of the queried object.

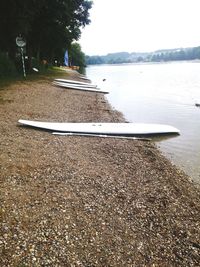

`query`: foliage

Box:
[0,0,92,70]
[69,43,86,68]
[86,46,200,65]
[86,55,105,65]
[0,52,17,77]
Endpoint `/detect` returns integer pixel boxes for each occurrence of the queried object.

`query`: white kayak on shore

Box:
[54,78,97,88]
[18,120,180,136]
[53,81,108,94]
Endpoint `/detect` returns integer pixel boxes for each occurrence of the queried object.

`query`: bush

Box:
[0,52,17,78]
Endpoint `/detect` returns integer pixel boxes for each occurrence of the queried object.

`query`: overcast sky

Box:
[79,0,200,56]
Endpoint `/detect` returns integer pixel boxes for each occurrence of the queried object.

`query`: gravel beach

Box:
[0,70,199,266]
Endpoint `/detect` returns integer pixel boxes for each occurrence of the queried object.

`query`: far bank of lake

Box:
[86,61,200,183]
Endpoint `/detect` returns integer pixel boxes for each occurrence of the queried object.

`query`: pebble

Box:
[0,73,199,266]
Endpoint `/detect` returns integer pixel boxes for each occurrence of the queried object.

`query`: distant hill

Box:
[86,46,200,65]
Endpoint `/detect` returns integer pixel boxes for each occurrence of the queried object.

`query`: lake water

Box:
[86,61,200,183]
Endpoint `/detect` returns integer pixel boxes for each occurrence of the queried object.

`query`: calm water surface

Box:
[86,62,200,183]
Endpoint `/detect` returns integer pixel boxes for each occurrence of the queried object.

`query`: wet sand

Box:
[0,70,199,266]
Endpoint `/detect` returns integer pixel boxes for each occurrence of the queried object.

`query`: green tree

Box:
[69,42,86,68]
[0,0,93,70]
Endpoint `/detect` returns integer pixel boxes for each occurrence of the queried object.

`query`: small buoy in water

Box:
[103,78,106,81]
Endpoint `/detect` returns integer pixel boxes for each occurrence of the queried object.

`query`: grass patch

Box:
[0,67,69,89]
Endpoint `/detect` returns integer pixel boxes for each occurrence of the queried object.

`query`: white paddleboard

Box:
[79,76,90,81]
[53,81,99,89]
[53,81,109,94]
[18,120,180,136]
[54,78,97,88]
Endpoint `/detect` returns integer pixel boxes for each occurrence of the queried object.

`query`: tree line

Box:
[0,0,92,76]
[86,47,200,65]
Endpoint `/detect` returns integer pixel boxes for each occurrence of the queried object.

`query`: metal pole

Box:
[21,48,26,78]
[52,132,151,141]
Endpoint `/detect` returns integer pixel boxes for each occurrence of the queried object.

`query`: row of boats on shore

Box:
[18,72,180,139]
[53,77,109,94]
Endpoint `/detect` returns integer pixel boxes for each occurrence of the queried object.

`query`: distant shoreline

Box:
[86,46,200,65]
[86,59,200,66]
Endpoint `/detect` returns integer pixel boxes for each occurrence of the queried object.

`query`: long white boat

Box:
[53,81,108,94]
[54,78,97,88]
[18,120,180,136]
